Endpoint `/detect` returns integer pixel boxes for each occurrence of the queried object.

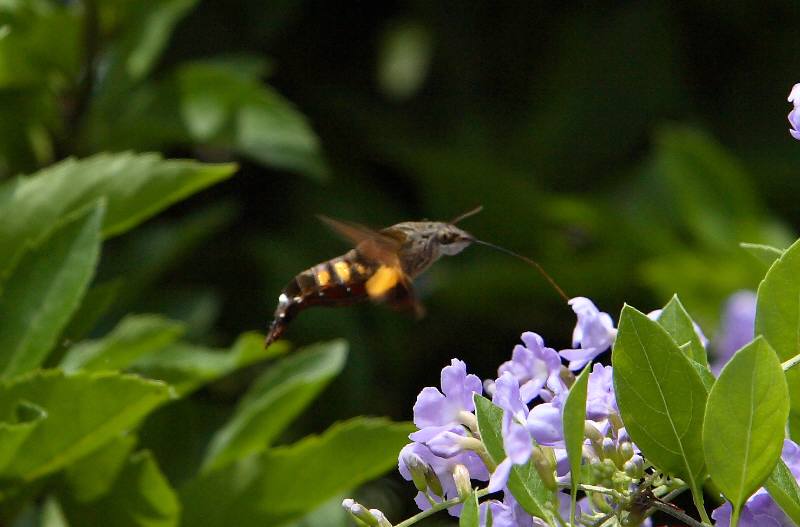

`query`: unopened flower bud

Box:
[624,454,644,479]
[531,446,557,490]
[403,453,430,493]
[425,467,444,497]
[618,441,634,461]
[601,437,616,460]
[369,509,392,527]
[483,379,496,397]
[342,500,380,526]
[585,422,604,454]
[453,463,473,500]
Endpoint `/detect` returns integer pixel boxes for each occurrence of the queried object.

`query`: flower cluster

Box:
[343,292,799,527]
[789,83,800,140]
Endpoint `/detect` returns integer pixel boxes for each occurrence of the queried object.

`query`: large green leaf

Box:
[201,340,347,472]
[765,458,800,525]
[756,237,800,440]
[62,451,180,527]
[703,337,789,514]
[180,417,414,527]
[0,202,103,378]
[132,333,289,397]
[61,315,185,373]
[655,295,708,366]
[0,152,236,278]
[612,305,708,503]
[562,363,590,524]
[473,395,553,520]
[0,370,170,483]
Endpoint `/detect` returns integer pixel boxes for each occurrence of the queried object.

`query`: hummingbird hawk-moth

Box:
[265,206,566,346]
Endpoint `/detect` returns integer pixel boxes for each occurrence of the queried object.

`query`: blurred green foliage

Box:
[0,0,799,525]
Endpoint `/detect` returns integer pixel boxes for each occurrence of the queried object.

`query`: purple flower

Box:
[411,358,482,442]
[497,332,562,403]
[482,493,533,527]
[585,363,618,421]
[489,373,535,492]
[712,290,756,374]
[711,440,800,527]
[789,83,800,140]
[399,441,489,516]
[559,297,617,370]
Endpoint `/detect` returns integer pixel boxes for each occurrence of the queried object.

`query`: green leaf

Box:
[180,417,414,527]
[62,451,180,527]
[201,340,347,472]
[755,237,800,440]
[765,458,800,525]
[656,295,708,366]
[459,490,479,527]
[0,202,103,378]
[64,434,138,502]
[61,315,185,373]
[0,370,170,483]
[562,363,590,524]
[703,337,789,512]
[473,395,552,520]
[132,332,289,397]
[612,305,708,501]
[0,152,236,278]
[0,401,46,473]
[740,242,784,268]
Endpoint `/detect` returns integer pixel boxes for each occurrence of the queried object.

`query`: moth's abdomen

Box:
[265,251,375,346]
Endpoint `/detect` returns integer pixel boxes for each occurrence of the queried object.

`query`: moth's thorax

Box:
[383,221,473,277]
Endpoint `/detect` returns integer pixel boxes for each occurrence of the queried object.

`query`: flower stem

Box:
[783,352,800,372]
[393,488,491,527]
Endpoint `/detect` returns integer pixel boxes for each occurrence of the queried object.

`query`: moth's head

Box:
[434,223,474,256]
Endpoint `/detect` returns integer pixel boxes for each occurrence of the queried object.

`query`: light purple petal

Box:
[558,347,604,371]
[505,421,533,465]
[410,424,455,442]
[492,372,527,418]
[789,83,800,104]
[527,403,564,447]
[427,431,466,458]
[488,457,513,493]
[792,128,800,141]
[441,358,482,411]
[713,290,756,374]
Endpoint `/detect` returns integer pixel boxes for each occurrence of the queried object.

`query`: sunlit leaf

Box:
[0,370,170,482]
[562,363,590,523]
[63,433,138,502]
[740,242,784,268]
[756,237,800,440]
[612,305,707,502]
[0,152,236,278]
[656,295,708,366]
[703,337,788,512]
[0,202,103,378]
[765,458,800,525]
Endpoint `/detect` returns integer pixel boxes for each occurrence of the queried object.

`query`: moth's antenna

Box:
[449,205,484,225]
[471,238,570,302]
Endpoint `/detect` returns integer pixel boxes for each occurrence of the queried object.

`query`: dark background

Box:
[146,0,799,419]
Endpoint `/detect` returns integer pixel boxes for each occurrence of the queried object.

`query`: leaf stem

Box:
[649,499,709,527]
[393,488,491,527]
[782,352,800,372]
